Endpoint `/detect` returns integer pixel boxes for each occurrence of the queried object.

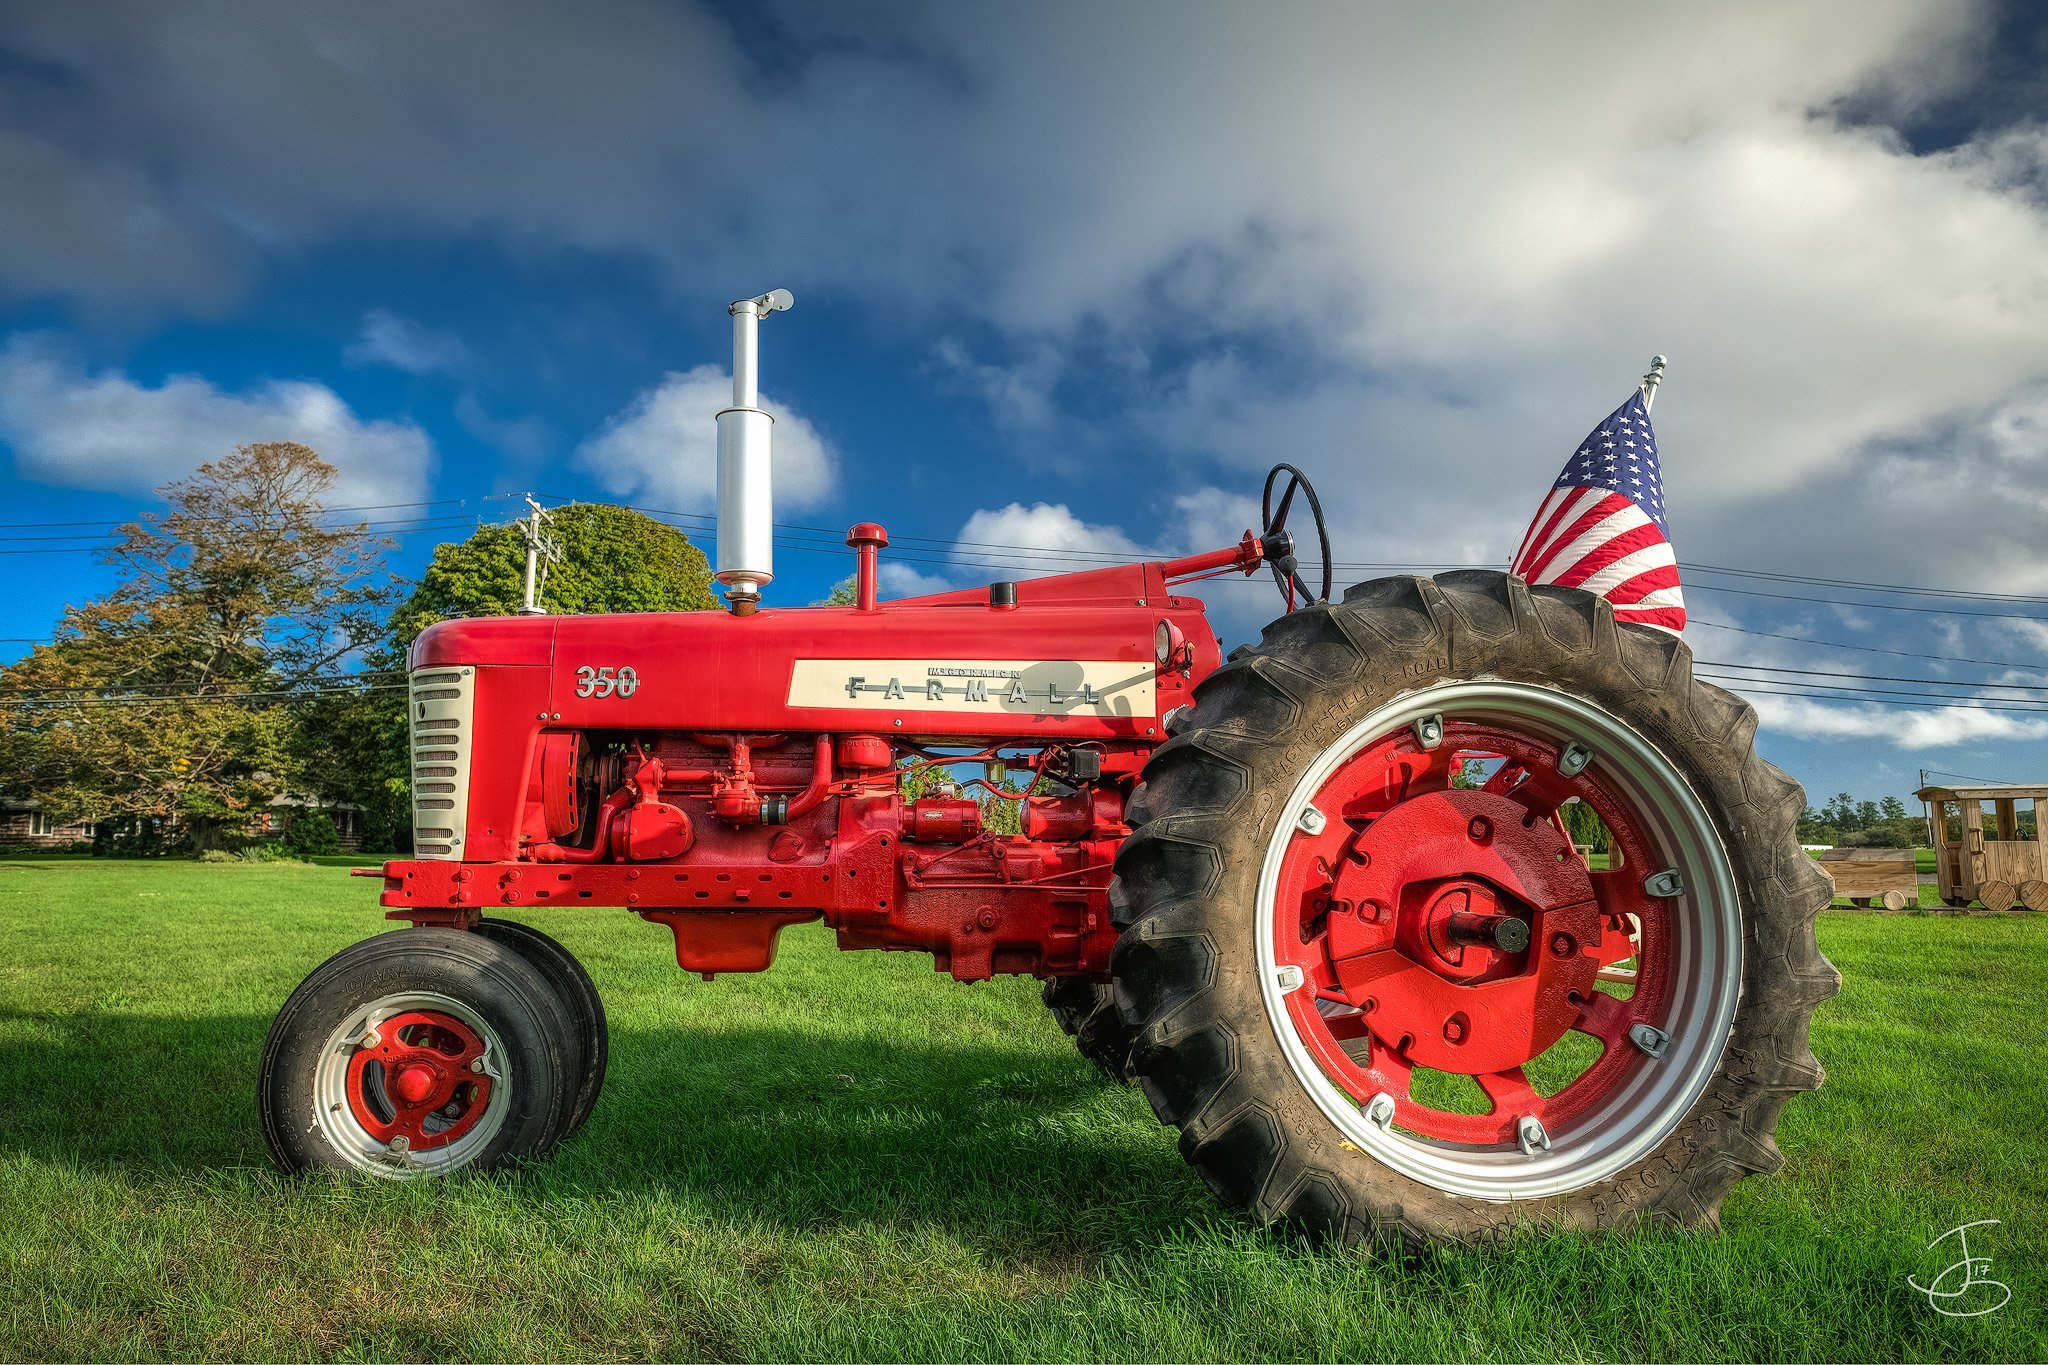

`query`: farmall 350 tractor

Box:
[260,291,1838,1245]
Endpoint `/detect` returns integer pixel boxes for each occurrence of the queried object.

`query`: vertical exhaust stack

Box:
[716,288,794,615]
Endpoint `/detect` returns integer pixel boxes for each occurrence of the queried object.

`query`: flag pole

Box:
[1639,354,1668,413]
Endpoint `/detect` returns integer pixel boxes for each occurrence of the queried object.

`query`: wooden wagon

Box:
[1915,782,2048,910]
[1814,847,1918,911]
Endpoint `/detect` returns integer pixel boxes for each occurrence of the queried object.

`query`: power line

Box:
[1699,677,2048,717]
[0,516,480,556]
[3,682,406,707]
[1701,661,2048,692]
[1694,670,2048,711]
[1684,560,2048,606]
[0,498,472,531]
[1686,619,2048,672]
[0,669,404,699]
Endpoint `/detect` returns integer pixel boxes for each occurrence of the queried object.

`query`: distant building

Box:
[0,800,95,849]
[0,797,364,851]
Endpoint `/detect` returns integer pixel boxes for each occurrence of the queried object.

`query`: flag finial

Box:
[1640,354,1668,412]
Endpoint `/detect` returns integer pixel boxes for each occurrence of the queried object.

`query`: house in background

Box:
[0,796,367,852]
[0,799,95,849]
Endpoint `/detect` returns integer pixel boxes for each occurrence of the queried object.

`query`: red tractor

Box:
[260,291,1837,1245]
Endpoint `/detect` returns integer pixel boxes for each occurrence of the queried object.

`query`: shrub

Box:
[283,808,341,857]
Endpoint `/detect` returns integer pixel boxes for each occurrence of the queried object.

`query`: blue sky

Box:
[4,0,2048,808]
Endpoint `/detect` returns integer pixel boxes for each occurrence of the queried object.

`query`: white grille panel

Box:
[408,667,475,858]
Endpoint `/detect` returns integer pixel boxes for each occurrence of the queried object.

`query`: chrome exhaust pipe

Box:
[715,288,793,614]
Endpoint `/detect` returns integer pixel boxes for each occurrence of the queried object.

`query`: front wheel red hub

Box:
[1256,682,1743,1200]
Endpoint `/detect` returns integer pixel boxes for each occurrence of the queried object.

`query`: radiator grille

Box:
[408,667,475,858]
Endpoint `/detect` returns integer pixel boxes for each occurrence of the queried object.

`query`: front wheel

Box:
[1110,572,1838,1245]
[259,928,579,1178]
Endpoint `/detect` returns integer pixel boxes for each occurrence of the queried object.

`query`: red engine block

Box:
[371,532,1252,983]
[377,737,1134,980]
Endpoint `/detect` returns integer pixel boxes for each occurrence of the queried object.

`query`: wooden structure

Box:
[1915,782,2048,910]
[1814,847,1917,911]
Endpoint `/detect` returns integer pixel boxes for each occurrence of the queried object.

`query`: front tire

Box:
[473,919,609,1140]
[1110,572,1838,1245]
[260,928,578,1178]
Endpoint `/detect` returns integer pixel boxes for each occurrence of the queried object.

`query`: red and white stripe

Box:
[1509,486,1686,634]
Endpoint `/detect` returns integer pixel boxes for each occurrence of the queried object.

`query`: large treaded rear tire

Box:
[1109,571,1838,1246]
[1042,975,1135,1082]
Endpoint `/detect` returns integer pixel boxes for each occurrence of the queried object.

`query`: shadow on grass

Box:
[0,1006,1205,1238]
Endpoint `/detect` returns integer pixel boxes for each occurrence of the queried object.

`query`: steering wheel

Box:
[1260,463,1333,611]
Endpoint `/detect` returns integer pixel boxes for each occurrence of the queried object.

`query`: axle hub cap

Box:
[344,1009,494,1151]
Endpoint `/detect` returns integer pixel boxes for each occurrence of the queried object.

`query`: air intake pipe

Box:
[716,288,794,614]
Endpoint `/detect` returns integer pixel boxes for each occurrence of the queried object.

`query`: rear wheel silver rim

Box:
[1254,680,1743,1201]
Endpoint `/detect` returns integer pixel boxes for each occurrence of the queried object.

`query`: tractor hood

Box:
[409,580,1219,742]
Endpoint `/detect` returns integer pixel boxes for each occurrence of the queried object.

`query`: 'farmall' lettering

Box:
[788,658,1157,719]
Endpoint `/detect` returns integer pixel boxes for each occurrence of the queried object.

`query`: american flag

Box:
[1508,389,1685,634]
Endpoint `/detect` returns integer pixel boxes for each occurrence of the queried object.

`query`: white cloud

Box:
[572,364,836,511]
[8,2,2048,609]
[957,501,1155,576]
[1746,693,2048,747]
[878,561,954,599]
[345,310,472,375]
[0,334,432,504]
[453,393,552,464]
[931,337,1059,429]
[0,129,231,311]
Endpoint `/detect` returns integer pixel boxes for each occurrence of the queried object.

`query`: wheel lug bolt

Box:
[1443,1017,1465,1043]
[1550,933,1575,957]
[1468,816,1491,842]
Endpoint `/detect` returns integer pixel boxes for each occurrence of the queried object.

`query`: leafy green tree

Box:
[290,685,412,853]
[388,502,716,649]
[1559,798,1609,853]
[0,443,397,851]
[814,576,857,606]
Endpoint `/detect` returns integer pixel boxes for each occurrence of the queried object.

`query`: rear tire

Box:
[1110,572,1838,1246]
[1042,975,1134,1082]
[473,919,609,1140]
[260,928,578,1178]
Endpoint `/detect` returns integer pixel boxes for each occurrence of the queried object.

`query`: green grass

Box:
[0,860,2041,1362]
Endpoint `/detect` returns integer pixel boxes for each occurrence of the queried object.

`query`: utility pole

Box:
[518,494,561,616]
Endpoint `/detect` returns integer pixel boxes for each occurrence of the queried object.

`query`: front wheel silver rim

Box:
[311,990,510,1179]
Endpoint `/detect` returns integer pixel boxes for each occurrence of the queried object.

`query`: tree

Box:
[814,576,857,606]
[0,443,399,849]
[290,684,412,853]
[388,503,716,648]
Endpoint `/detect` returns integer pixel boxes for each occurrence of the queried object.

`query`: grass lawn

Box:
[0,859,2041,1362]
